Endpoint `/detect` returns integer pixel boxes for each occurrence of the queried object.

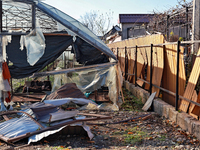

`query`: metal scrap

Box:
[0,101,111,143]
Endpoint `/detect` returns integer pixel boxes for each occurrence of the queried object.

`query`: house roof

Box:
[119,14,154,23]
[104,25,121,37]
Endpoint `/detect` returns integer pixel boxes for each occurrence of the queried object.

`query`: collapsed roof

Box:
[1,0,116,78]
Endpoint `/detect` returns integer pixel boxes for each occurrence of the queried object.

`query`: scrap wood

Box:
[86,114,151,125]
[142,92,156,111]
[14,144,30,149]
[116,64,124,102]
[3,115,9,121]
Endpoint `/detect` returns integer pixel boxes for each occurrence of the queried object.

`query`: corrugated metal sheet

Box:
[46,83,86,100]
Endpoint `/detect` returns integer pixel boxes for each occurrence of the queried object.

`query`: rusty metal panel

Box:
[46,83,86,100]
[12,93,46,102]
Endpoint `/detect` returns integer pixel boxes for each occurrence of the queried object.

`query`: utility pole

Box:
[192,0,200,54]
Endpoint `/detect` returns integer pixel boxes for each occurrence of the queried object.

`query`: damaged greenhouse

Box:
[0,0,123,144]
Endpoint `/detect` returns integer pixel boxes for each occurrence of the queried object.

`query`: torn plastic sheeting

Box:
[72,37,109,65]
[20,20,46,66]
[44,98,98,107]
[66,66,111,93]
[98,103,119,111]
[0,79,11,91]
[7,34,73,79]
[51,67,63,92]
[2,35,12,61]
[57,22,76,37]
[28,122,94,144]
[66,65,121,108]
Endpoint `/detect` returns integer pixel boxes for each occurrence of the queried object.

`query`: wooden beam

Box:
[43,33,71,36]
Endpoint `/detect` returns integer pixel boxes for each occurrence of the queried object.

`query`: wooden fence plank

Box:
[162,44,186,106]
[151,34,164,96]
[179,48,200,112]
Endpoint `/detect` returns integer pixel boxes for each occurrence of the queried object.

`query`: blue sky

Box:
[44,0,191,25]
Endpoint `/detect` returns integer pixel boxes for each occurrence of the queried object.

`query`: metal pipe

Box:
[32,3,36,30]
[186,7,189,40]
[0,1,4,112]
[149,44,153,94]
[175,41,180,111]
[185,7,189,55]
[0,1,2,33]
[135,46,138,86]
[30,62,117,78]
[113,40,200,50]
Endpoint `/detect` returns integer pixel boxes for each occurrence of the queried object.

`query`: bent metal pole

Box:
[0,1,5,112]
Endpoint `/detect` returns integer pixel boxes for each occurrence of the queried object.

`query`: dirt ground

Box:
[1,89,200,150]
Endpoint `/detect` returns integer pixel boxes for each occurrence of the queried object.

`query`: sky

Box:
[44,0,191,26]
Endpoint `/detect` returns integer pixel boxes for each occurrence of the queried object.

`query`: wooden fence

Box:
[107,34,200,119]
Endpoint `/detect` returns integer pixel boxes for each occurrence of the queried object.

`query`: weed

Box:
[124,127,150,144]
[159,134,166,141]
[121,88,143,111]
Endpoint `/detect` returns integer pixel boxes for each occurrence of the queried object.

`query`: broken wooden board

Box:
[189,91,198,119]
[179,48,200,112]
[142,92,156,111]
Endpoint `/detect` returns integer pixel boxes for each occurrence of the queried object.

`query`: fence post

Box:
[176,41,180,111]
[125,47,128,80]
[135,46,138,86]
[150,44,153,95]
[117,47,119,60]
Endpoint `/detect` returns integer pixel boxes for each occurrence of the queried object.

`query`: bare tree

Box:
[80,10,113,36]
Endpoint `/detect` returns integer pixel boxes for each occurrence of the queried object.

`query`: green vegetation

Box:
[121,88,143,111]
[124,127,150,144]
[159,134,166,141]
